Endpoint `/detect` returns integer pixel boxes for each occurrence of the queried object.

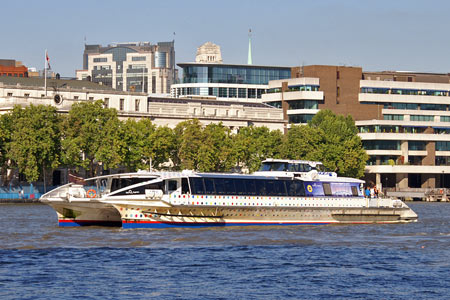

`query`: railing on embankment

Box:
[0,185,49,203]
[386,188,449,202]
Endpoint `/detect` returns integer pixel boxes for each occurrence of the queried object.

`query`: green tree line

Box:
[0,101,368,184]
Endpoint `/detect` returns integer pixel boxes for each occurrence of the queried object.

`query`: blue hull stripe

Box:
[58,220,122,227]
[122,221,332,229]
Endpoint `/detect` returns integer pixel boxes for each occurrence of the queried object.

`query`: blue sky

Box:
[2,0,449,76]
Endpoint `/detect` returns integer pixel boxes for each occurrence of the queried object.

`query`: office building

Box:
[0,59,28,77]
[170,42,290,101]
[76,41,177,95]
[269,65,450,192]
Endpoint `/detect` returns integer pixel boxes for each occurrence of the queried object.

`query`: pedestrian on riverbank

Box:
[365,187,370,198]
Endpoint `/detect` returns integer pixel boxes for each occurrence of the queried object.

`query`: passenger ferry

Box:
[99,159,418,228]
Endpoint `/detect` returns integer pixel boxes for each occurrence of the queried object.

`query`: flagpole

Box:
[44,49,47,96]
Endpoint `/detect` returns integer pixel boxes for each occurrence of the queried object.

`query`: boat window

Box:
[255,180,266,195]
[265,180,285,196]
[223,178,236,195]
[323,183,332,196]
[168,180,178,193]
[300,164,312,172]
[191,178,205,194]
[259,162,288,171]
[286,180,305,196]
[244,179,256,195]
[111,178,152,192]
[113,180,164,195]
[287,164,300,172]
[204,178,215,195]
[214,178,227,195]
[182,178,190,194]
[351,186,359,196]
[234,179,246,195]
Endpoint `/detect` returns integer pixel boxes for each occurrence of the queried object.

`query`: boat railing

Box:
[41,183,103,200]
[367,197,404,208]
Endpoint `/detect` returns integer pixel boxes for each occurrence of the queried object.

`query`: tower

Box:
[247,29,253,65]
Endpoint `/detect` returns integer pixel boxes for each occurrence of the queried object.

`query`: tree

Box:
[150,126,176,170]
[197,123,235,172]
[0,113,13,185]
[280,124,323,161]
[119,118,155,171]
[8,105,61,182]
[61,100,122,177]
[173,119,204,170]
[233,126,283,172]
[308,110,368,178]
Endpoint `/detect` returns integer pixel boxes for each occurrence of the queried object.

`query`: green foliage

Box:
[232,126,283,172]
[119,118,155,171]
[173,119,204,170]
[307,110,368,178]
[280,125,322,161]
[8,105,61,182]
[197,123,235,172]
[61,100,121,176]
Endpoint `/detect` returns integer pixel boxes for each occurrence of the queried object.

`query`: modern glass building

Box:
[171,63,291,101]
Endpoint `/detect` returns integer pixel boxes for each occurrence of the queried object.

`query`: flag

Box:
[46,51,51,69]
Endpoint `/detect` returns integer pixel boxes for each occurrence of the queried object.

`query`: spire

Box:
[247,29,252,65]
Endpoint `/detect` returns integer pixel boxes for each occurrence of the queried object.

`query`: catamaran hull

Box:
[116,204,418,229]
[43,201,122,227]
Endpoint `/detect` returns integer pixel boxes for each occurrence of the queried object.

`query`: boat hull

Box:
[116,204,418,229]
[43,200,122,227]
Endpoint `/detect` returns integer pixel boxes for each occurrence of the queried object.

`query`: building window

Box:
[248,88,256,99]
[440,116,450,122]
[383,114,404,121]
[238,88,247,98]
[152,75,156,93]
[219,87,228,98]
[7,92,13,96]
[24,93,30,98]
[88,97,94,100]
[120,98,124,111]
[93,57,107,62]
[288,114,315,124]
[104,98,109,108]
[409,141,426,151]
[436,141,450,151]
[132,56,146,61]
[362,140,400,150]
[74,96,79,100]
[135,99,140,111]
[410,115,435,122]
[229,88,237,98]
[41,94,45,98]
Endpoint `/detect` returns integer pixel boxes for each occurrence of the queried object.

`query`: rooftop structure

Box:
[195,42,223,63]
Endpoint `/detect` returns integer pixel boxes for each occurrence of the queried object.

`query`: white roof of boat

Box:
[262,158,323,165]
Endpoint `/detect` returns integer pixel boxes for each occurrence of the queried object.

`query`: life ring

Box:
[440,189,444,194]
[87,189,97,198]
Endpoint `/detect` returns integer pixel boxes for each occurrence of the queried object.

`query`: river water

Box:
[0,202,449,299]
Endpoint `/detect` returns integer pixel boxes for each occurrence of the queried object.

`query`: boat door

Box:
[165,179,180,196]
